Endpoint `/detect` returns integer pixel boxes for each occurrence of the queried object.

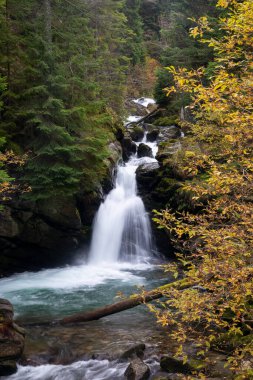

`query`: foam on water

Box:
[1,360,128,380]
[0,262,150,295]
[133,97,156,108]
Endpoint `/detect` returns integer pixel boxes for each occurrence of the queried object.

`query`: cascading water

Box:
[89,157,155,264]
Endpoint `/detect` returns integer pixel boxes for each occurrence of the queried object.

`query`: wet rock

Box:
[49,343,76,365]
[0,299,25,376]
[137,143,153,158]
[147,129,159,142]
[120,343,146,360]
[158,126,182,142]
[124,357,151,380]
[122,137,137,161]
[160,356,193,374]
[136,162,160,196]
[103,141,122,192]
[130,126,145,142]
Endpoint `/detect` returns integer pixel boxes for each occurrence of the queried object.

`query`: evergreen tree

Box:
[0,0,131,200]
[123,0,146,65]
[154,0,218,107]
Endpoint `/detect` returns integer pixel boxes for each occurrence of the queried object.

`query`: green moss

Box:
[154,116,180,126]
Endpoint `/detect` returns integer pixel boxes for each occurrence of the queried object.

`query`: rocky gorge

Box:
[0,98,183,276]
[0,98,238,380]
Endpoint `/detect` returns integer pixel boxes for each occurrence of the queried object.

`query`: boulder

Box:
[136,162,160,195]
[158,126,182,142]
[137,143,153,158]
[0,299,25,376]
[124,358,151,380]
[129,126,145,142]
[146,129,159,142]
[160,356,193,374]
[121,137,137,161]
[120,343,146,360]
[37,197,82,230]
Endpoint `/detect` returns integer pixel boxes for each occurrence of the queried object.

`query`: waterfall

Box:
[89,138,158,264]
[88,162,154,264]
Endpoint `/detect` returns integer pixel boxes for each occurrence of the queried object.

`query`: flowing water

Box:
[89,139,157,265]
[0,98,171,380]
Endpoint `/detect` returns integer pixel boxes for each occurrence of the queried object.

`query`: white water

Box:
[133,97,156,108]
[4,358,160,380]
[89,135,158,265]
[3,360,128,380]
[125,115,142,123]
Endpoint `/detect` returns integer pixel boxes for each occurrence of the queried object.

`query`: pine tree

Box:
[0,0,131,200]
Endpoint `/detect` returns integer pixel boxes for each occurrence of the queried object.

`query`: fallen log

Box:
[125,106,160,128]
[59,279,190,325]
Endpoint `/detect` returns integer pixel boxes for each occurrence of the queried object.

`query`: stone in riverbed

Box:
[129,126,145,142]
[158,126,182,142]
[120,343,146,360]
[146,128,159,142]
[160,356,193,374]
[137,143,153,158]
[124,357,151,380]
[122,137,137,161]
[0,299,25,376]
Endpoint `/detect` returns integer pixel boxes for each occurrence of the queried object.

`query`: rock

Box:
[103,141,122,192]
[147,129,159,142]
[160,356,193,374]
[108,141,122,165]
[0,207,20,238]
[120,343,146,360]
[0,299,25,376]
[129,126,145,142]
[137,143,153,158]
[136,162,160,195]
[122,137,137,161]
[124,358,151,380]
[158,126,182,142]
[37,197,82,230]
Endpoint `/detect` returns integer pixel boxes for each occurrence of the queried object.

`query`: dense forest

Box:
[0,0,252,379]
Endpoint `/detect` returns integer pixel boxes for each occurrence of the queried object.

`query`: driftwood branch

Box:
[125,107,160,128]
[59,279,190,325]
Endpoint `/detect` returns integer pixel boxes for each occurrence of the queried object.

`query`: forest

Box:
[0,0,252,379]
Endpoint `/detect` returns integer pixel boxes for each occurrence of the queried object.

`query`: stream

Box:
[0,98,172,380]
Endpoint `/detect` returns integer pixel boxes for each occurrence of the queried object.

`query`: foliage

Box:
[154,0,218,108]
[152,0,253,377]
[0,0,132,201]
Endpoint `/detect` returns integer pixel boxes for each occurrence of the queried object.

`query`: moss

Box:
[154,116,180,126]
[214,332,253,351]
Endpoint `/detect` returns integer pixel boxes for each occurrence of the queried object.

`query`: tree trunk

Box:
[59,279,190,325]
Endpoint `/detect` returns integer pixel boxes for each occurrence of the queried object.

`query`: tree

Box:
[0,0,131,200]
[154,0,218,107]
[152,0,253,377]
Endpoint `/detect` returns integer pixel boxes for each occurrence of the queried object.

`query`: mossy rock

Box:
[160,356,193,374]
[130,126,145,142]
